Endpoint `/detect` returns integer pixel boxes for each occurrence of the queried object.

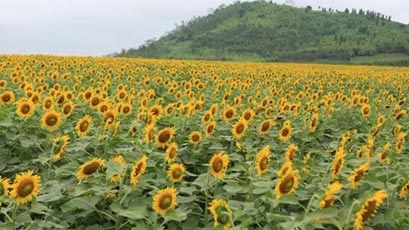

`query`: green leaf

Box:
[110,202,146,220]
[163,206,188,223]
[60,196,100,212]
[105,159,125,180]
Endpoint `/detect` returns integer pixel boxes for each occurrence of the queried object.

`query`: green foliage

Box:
[119,1,409,65]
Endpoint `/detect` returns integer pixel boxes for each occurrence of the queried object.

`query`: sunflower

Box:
[144,124,155,143]
[279,120,292,142]
[152,187,177,216]
[208,199,233,229]
[210,103,218,116]
[231,118,248,140]
[42,96,54,110]
[201,110,212,124]
[278,160,293,177]
[319,181,343,209]
[399,181,409,199]
[354,190,388,230]
[119,102,133,115]
[16,99,36,119]
[52,135,70,162]
[348,162,370,189]
[331,147,345,180]
[309,113,319,132]
[149,104,163,119]
[205,121,216,137]
[76,115,92,137]
[209,152,229,179]
[61,101,75,117]
[361,104,370,117]
[394,109,406,121]
[285,143,298,162]
[242,108,255,122]
[156,127,176,149]
[258,119,274,135]
[76,158,105,180]
[110,155,126,184]
[10,170,41,205]
[130,155,148,185]
[395,131,406,154]
[222,106,236,121]
[376,151,390,164]
[275,167,300,200]
[0,90,15,105]
[103,109,117,128]
[89,94,102,108]
[165,142,179,163]
[0,176,11,202]
[41,110,62,132]
[167,163,185,183]
[255,146,270,176]
[189,131,202,145]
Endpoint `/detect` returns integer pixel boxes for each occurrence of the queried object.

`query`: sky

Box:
[0,0,408,56]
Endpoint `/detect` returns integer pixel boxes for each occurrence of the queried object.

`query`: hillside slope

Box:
[119,1,409,64]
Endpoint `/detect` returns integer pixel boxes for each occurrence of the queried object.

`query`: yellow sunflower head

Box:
[76,115,92,137]
[242,108,255,122]
[156,127,176,149]
[167,163,185,183]
[152,187,178,215]
[0,90,15,106]
[165,142,179,163]
[361,104,370,117]
[208,199,233,229]
[319,181,343,209]
[0,176,11,198]
[10,170,41,205]
[285,143,298,162]
[209,152,229,179]
[279,120,292,142]
[399,181,409,199]
[189,131,202,145]
[61,101,75,118]
[16,98,36,119]
[130,155,148,185]
[309,113,319,132]
[231,118,248,140]
[223,106,236,121]
[354,190,388,230]
[144,124,155,143]
[255,145,270,176]
[41,110,62,132]
[258,119,274,136]
[275,168,300,200]
[110,155,126,184]
[76,158,105,180]
[205,121,216,137]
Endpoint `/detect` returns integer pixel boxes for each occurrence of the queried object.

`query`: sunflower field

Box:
[0,55,408,230]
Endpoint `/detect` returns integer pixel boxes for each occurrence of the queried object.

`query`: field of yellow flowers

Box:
[0,55,408,229]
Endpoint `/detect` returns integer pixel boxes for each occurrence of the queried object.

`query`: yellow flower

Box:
[331,147,345,180]
[395,131,406,154]
[130,155,148,185]
[309,113,319,132]
[152,187,177,215]
[52,135,70,162]
[76,158,105,180]
[231,118,248,140]
[319,181,343,209]
[258,119,274,135]
[361,104,370,117]
[208,199,233,229]
[242,108,255,122]
[167,163,185,183]
[165,142,179,163]
[285,143,298,162]
[144,124,155,143]
[205,121,216,137]
[222,106,236,121]
[0,176,11,203]
[348,162,370,189]
[0,90,15,105]
[275,167,300,200]
[41,110,62,132]
[155,127,175,149]
[61,101,75,118]
[10,170,41,205]
[255,146,270,176]
[189,131,202,145]
[279,120,292,142]
[16,98,36,119]
[354,190,388,230]
[209,152,229,179]
[110,155,126,183]
[76,115,92,137]
[399,181,409,199]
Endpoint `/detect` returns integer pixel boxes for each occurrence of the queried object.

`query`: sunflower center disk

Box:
[213,159,223,172]
[17,180,34,197]
[159,196,172,209]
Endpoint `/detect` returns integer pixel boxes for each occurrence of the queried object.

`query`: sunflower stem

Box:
[47,143,56,179]
[303,193,320,217]
[344,199,361,230]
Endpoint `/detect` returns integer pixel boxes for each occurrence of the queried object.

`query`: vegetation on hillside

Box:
[119,1,409,64]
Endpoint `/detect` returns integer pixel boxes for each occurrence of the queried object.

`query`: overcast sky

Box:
[1,0,408,56]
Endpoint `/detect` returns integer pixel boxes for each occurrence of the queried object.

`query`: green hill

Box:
[119,1,409,65]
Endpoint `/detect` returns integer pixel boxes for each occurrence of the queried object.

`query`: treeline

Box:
[119,1,409,64]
